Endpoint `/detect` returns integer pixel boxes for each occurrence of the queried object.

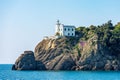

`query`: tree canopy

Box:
[76,20,120,56]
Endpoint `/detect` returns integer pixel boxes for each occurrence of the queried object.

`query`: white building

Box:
[55,20,75,37]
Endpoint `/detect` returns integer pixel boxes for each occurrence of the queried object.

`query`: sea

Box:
[0,64,120,80]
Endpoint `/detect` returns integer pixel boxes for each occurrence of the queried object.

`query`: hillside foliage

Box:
[76,20,120,56]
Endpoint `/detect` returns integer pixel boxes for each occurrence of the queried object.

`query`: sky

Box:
[0,0,120,64]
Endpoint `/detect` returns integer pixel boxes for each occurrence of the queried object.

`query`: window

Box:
[68,33,70,36]
[64,28,66,31]
[72,33,73,36]
[68,28,70,31]
[72,28,74,31]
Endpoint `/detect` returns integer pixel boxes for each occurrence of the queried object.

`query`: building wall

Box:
[63,26,75,36]
[55,25,60,34]
[55,24,75,36]
[59,24,64,36]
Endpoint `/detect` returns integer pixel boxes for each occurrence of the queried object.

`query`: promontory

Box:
[12,20,120,70]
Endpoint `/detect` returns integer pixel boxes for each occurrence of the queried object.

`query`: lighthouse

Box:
[55,20,75,36]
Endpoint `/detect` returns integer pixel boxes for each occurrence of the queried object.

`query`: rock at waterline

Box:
[12,51,46,70]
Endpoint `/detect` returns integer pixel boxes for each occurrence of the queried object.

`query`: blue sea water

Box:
[0,64,120,80]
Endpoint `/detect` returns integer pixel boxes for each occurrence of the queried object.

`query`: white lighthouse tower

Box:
[55,20,75,37]
[55,20,60,35]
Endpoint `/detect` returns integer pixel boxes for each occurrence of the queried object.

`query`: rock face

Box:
[75,35,120,70]
[12,51,36,70]
[13,36,120,70]
[12,51,46,70]
[45,54,76,70]
[34,37,76,70]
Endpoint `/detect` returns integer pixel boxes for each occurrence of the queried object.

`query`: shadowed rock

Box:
[12,51,46,70]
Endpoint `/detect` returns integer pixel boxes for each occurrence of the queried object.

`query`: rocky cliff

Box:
[12,21,120,70]
[12,36,120,71]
